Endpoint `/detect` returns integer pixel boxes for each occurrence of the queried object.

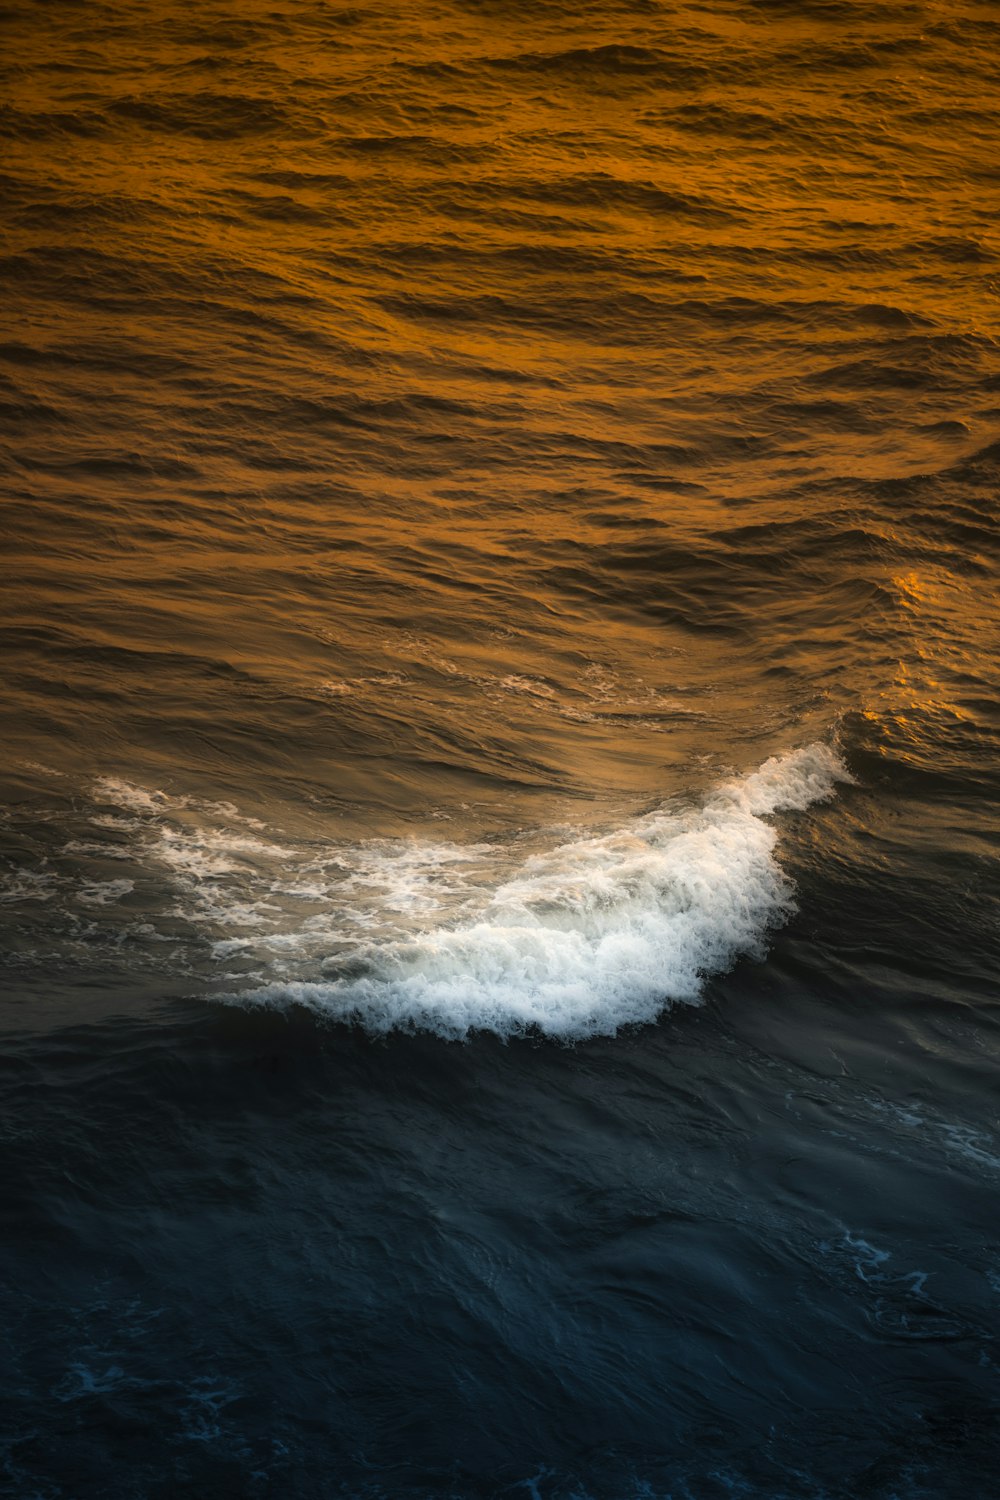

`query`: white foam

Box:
[223,743,851,1040]
[77,878,135,906]
[721,742,850,816]
[92,778,265,830]
[94,776,181,814]
[0,870,61,905]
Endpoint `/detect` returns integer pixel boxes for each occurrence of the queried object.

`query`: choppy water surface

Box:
[2,1,999,1495]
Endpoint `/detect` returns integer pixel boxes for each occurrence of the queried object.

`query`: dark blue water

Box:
[2,0,999,1494]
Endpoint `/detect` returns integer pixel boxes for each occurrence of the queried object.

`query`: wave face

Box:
[231,744,849,1037]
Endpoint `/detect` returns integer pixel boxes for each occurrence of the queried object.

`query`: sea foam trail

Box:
[227,743,851,1039]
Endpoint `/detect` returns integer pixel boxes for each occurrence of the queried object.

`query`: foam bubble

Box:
[222,743,852,1040]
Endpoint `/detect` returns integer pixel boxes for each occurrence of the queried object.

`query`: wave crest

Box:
[224,743,850,1040]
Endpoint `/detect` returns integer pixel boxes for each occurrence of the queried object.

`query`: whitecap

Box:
[221,742,851,1040]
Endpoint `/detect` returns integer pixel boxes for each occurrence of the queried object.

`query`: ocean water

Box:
[2,0,999,1494]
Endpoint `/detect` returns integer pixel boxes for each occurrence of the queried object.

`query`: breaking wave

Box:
[223,743,851,1039]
